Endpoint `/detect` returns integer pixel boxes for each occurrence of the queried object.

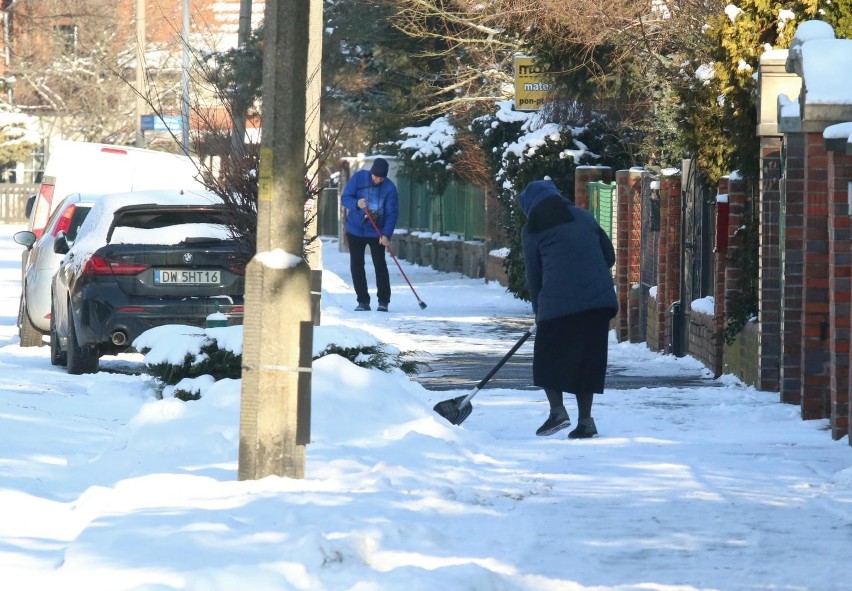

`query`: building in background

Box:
[0,0,264,182]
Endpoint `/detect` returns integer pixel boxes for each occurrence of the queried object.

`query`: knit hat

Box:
[370,158,389,178]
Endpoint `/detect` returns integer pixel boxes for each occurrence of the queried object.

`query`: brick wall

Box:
[688,310,720,375]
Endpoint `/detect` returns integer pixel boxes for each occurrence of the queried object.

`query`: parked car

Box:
[50,189,247,374]
[18,140,206,348]
[14,193,97,346]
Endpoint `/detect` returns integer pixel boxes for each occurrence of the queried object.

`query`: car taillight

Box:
[228,263,246,276]
[31,183,55,239]
[52,204,77,237]
[100,147,128,155]
[82,255,150,276]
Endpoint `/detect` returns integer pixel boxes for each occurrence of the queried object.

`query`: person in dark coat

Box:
[340,157,399,312]
[518,179,618,438]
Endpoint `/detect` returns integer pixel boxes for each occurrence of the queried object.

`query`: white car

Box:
[14,193,96,346]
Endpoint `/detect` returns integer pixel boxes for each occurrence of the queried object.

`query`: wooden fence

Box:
[0,183,38,224]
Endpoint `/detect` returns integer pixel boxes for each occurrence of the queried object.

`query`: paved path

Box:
[411,317,722,392]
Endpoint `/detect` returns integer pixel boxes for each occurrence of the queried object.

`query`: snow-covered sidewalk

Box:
[0,229,850,591]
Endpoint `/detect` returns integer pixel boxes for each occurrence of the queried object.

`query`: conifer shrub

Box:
[470,106,630,299]
[313,344,426,375]
[141,340,242,388]
[140,333,426,401]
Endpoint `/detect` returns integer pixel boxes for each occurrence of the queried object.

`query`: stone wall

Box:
[392,233,499,285]
[723,322,760,387]
[646,292,661,352]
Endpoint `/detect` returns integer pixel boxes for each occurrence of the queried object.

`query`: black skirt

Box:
[533,308,612,394]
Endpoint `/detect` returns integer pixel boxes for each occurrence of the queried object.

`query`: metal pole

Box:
[135,0,146,147]
[181,0,190,155]
[230,0,252,154]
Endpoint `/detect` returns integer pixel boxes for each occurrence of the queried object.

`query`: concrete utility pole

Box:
[238,0,314,481]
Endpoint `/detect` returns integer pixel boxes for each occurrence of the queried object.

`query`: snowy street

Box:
[1,227,851,590]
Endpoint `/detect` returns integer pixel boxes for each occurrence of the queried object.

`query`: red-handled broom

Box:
[363,208,428,310]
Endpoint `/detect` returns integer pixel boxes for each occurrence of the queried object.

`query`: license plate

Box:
[154,269,221,285]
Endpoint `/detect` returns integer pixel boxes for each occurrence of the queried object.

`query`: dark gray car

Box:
[50,190,248,374]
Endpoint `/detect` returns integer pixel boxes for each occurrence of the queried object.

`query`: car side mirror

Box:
[13,230,36,249]
[24,194,36,219]
[53,231,70,255]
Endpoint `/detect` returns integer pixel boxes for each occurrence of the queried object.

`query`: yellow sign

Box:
[258,146,273,202]
[514,55,552,111]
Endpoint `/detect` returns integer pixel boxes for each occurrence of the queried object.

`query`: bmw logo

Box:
[183,253,193,263]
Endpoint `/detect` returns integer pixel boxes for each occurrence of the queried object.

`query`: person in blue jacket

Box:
[340,158,399,312]
[518,179,618,439]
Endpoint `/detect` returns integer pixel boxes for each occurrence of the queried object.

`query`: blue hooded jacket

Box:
[341,169,400,238]
[518,179,617,322]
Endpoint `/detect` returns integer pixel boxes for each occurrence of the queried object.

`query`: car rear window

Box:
[108,209,232,245]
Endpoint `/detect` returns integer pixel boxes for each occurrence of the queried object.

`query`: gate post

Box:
[614,169,643,343]
[574,165,612,210]
[658,171,682,355]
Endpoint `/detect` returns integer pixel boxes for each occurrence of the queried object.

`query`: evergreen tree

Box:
[323,0,450,157]
[704,1,852,179]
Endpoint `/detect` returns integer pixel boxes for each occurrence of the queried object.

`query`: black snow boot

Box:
[536,406,571,437]
[568,417,598,439]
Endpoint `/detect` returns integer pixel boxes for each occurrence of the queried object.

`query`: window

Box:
[57,24,78,55]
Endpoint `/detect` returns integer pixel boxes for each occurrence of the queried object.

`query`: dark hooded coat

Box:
[518,180,617,322]
[518,179,618,394]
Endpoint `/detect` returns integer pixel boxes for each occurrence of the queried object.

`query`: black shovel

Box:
[433,324,536,425]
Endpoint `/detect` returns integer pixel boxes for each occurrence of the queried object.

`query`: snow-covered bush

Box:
[469,101,607,299]
[134,324,425,401]
[396,116,460,195]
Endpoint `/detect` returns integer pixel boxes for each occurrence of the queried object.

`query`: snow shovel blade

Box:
[433,395,473,425]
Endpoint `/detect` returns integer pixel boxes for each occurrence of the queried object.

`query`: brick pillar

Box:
[781,132,804,405]
[574,165,613,211]
[829,150,852,440]
[713,177,730,378]
[613,169,643,343]
[800,131,831,420]
[614,169,631,341]
[658,173,682,353]
[628,171,644,343]
[725,178,747,347]
[758,136,782,392]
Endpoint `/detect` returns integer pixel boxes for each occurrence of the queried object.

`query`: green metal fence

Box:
[588,181,616,239]
[397,175,486,241]
[396,176,433,231]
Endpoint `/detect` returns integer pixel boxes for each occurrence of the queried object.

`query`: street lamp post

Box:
[181,0,190,155]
